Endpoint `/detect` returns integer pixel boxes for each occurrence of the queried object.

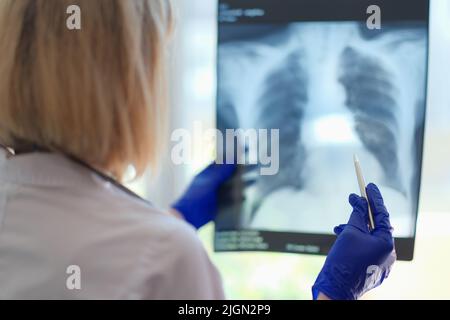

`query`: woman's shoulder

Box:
[88,181,225,299]
[68,174,224,298]
[86,175,199,246]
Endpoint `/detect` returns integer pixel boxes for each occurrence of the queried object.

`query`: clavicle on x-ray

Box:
[215,1,428,259]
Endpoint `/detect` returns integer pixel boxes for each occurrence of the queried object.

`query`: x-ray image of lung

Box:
[216,22,428,238]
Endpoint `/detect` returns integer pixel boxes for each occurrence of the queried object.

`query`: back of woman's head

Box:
[0,0,173,179]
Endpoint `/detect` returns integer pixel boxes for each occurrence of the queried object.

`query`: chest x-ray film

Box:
[214,0,429,260]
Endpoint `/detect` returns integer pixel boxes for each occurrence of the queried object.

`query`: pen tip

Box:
[353,154,359,163]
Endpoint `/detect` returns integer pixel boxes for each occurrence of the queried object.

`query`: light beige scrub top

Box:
[0,150,225,299]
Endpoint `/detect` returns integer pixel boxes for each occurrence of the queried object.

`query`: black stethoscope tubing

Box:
[0,143,152,206]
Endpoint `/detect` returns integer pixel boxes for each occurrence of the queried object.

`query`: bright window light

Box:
[312,114,357,144]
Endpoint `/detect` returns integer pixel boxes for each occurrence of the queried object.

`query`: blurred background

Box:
[129,0,450,299]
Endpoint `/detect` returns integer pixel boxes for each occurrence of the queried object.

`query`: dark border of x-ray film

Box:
[214,0,431,261]
[214,230,415,261]
[218,0,429,24]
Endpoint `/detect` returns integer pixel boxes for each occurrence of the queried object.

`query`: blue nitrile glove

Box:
[312,183,397,300]
[172,163,236,229]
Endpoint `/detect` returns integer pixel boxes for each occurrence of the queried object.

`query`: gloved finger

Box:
[347,193,370,233]
[349,193,366,211]
[198,162,237,187]
[214,162,237,179]
[366,183,392,232]
[333,224,347,236]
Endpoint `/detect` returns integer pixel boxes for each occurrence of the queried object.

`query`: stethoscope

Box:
[0,142,152,206]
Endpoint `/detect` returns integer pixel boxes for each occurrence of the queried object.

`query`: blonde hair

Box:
[0,0,173,179]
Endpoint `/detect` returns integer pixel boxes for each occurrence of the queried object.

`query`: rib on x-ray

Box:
[217,22,427,237]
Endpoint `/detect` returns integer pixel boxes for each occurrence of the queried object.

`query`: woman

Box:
[0,0,395,300]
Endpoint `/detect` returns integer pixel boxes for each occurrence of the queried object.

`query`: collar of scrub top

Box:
[0,142,153,207]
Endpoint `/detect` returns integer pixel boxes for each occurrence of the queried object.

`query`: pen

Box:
[353,154,375,231]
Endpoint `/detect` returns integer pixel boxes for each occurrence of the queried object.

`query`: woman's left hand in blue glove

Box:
[172,163,237,229]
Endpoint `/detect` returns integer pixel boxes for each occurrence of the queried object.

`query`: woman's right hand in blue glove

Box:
[312,183,396,300]
[171,163,236,230]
